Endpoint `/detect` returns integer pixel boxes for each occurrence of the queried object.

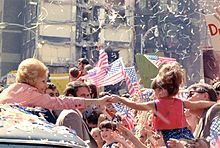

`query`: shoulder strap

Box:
[154,101,157,111]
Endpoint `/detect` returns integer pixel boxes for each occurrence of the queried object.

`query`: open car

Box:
[0,104,89,148]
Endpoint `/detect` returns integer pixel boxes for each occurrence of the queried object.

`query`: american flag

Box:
[112,103,135,130]
[82,48,109,86]
[96,47,109,69]
[144,55,176,68]
[141,89,154,101]
[122,67,139,96]
[125,67,138,88]
[98,58,125,86]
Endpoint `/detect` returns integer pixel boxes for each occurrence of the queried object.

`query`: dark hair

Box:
[99,120,117,131]
[121,93,130,98]
[69,67,80,78]
[89,84,98,98]
[188,83,217,102]
[151,62,183,96]
[64,81,89,97]
[83,108,102,125]
[47,82,57,90]
[78,58,89,65]
[112,114,122,123]
[99,92,111,97]
[46,82,59,97]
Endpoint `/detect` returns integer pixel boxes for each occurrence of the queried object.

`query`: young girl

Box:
[111,62,215,145]
[0,58,111,110]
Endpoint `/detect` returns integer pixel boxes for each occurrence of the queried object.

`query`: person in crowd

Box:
[54,80,97,148]
[69,67,81,82]
[0,58,112,110]
[96,92,116,123]
[36,82,59,124]
[99,120,132,148]
[89,84,98,99]
[46,82,60,97]
[188,83,219,144]
[110,62,215,145]
[134,111,165,147]
[116,123,148,148]
[91,127,105,148]
[77,58,90,76]
[83,64,93,75]
[138,128,149,145]
[168,82,219,147]
[83,106,102,130]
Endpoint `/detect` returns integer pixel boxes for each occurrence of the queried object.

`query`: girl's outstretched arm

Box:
[111,95,155,111]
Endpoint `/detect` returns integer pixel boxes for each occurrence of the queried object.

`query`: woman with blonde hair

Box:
[0,58,111,110]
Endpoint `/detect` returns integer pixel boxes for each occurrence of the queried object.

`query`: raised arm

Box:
[116,124,148,148]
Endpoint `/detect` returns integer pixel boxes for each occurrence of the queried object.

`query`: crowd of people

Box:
[0,57,220,148]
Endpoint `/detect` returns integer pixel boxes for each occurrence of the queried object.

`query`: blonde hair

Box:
[16,58,48,86]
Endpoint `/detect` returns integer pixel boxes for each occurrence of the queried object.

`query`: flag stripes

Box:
[145,55,176,68]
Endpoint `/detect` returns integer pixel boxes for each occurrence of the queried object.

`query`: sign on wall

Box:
[205,8,220,51]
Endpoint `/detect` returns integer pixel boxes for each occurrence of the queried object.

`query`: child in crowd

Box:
[77,58,90,76]
[99,120,132,148]
[111,62,215,145]
[69,67,81,82]
[91,127,105,148]
[46,82,60,97]
[0,58,111,110]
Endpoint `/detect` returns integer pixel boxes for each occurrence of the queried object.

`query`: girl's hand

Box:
[111,95,122,103]
[98,95,112,105]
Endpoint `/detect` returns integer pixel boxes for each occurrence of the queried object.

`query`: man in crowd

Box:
[54,81,97,148]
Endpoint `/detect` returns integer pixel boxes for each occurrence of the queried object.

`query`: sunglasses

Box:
[187,89,207,98]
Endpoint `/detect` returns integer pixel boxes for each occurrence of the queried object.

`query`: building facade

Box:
[2,0,218,86]
[0,0,25,79]
[133,0,212,85]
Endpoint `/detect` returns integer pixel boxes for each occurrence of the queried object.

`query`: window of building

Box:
[92,6,100,21]
[115,9,126,24]
[82,11,89,22]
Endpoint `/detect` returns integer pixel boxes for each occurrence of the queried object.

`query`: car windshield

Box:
[0,104,88,148]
